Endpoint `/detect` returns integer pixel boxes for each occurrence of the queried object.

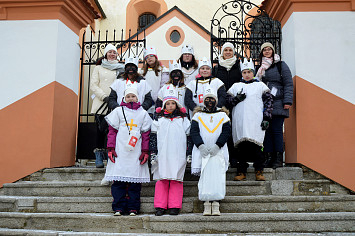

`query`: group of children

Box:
[98,43,273,217]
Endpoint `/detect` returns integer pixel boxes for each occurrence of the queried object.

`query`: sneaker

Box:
[129,210,138,216]
[114,211,122,216]
[234,173,246,181]
[155,208,165,216]
[255,170,266,181]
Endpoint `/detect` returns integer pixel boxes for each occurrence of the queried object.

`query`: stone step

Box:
[0,212,354,233]
[2,179,334,197]
[1,195,355,214]
[25,167,296,182]
[1,228,354,236]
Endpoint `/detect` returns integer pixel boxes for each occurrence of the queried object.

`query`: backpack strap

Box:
[276,61,282,78]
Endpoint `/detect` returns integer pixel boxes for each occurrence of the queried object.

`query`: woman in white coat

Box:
[90,44,124,168]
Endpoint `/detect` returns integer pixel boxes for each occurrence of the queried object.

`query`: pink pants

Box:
[154,180,183,209]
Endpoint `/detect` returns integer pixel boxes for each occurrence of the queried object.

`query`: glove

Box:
[209,144,220,156]
[150,153,158,165]
[103,96,109,103]
[236,91,246,102]
[198,144,209,158]
[107,147,117,163]
[261,120,269,130]
[186,155,192,164]
[139,151,149,165]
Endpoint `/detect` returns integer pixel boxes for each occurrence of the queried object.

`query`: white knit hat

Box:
[124,56,139,68]
[104,44,117,56]
[162,85,182,109]
[203,85,218,103]
[260,42,275,53]
[198,57,212,70]
[181,44,194,55]
[169,60,182,72]
[143,47,157,59]
[124,81,138,101]
[240,58,255,72]
[221,42,235,54]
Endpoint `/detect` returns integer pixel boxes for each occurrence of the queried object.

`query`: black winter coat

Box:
[262,61,293,117]
[212,61,242,91]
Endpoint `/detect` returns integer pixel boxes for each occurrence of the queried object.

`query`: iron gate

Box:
[210,0,282,65]
[77,29,146,160]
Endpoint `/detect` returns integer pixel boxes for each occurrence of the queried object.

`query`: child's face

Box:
[125,93,138,103]
[165,100,177,113]
[145,55,156,66]
[242,69,254,81]
[204,97,216,110]
[199,66,211,77]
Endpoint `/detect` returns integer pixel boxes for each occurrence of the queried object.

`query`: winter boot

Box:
[203,201,212,216]
[234,173,246,181]
[263,152,274,168]
[94,148,104,168]
[255,170,266,181]
[272,152,283,169]
[155,208,165,216]
[211,201,221,216]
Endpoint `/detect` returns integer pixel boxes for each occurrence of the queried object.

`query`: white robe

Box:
[182,67,199,85]
[140,68,162,114]
[186,77,224,118]
[110,79,152,105]
[151,116,191,181]
[157,84,187,110]
[104,106,152,183]
[191,111,230,175]
[228,81,270,147]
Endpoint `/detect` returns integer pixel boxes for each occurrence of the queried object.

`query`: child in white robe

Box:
[103,82,152,216]
[149,85,191,216]
[190,86,231,216]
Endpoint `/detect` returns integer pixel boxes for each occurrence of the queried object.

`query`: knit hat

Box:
[143,47,157,59]
[124,80,138,101]
[181,44,194,55]
[104,44,117,57]
[240,58,255,73]
[203,85,218,103]
[169,60,182,73]
[260,42,275,53]
[198,57,212,70]
[124,56,139,68]
[221,42,235,54]
[155,85,186,114]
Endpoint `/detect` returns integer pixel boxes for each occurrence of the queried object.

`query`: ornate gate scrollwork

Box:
[210,0,282,64]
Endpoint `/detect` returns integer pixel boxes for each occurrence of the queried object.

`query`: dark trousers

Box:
[111,181,142,214]
[263,116,285,153]
[96,115,107,149]
[236,141,264,173]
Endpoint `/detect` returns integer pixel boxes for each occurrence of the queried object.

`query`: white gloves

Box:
[198,144,209,158]
[209,144,220,157]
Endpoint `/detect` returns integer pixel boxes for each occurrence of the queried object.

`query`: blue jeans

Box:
[263,116,285,153]
[111,181,141,214]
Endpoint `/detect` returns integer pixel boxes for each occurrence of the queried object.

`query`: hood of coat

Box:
[120,101,141,110]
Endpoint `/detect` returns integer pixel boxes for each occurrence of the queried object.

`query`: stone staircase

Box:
[0,163,355,235]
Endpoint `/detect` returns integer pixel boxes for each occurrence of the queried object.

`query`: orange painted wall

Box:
[285,76,355,191]
[0,82,77,187]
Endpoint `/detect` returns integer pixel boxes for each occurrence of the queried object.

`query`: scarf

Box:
[256,54,281,78]
[101,59,125,76]
[218,55,237,71]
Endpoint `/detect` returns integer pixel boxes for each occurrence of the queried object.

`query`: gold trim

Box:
[198,116,224,133]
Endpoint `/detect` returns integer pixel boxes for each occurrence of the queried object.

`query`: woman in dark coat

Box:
[256,42,293,168]
[212,42,242,168]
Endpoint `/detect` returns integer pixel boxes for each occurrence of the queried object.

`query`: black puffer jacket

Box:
[262,61,293,117]
[212,61,242,91]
